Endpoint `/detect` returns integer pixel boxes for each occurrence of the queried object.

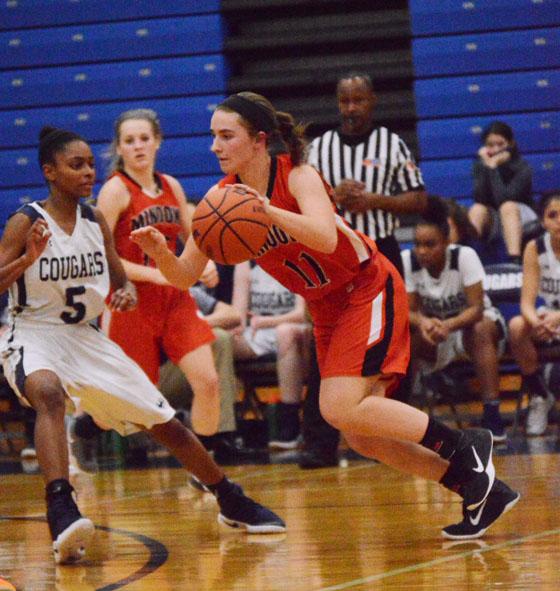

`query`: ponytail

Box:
[218,92,306,165]
[274,111,306,166]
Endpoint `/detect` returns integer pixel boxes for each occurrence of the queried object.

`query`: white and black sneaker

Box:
[526,393,555,436]
[442,479,520,540]
[451,429,495,511]
[217,483,286,534]
[47,480,94,564]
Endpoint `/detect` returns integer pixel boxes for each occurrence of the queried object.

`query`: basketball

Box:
[191,186,271,265]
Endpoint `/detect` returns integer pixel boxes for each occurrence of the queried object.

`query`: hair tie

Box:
[219,95,276,133]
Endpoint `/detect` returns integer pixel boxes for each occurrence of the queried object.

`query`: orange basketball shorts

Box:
[308,254,410,380]
[103,284,215,384]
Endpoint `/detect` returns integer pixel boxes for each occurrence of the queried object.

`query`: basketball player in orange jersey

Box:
[97,109,219,437]
[132,92,519,539]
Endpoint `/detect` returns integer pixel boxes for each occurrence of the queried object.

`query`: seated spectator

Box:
[232,261,311,450]
[159,285,265,463]
[468,121,536,264]
[402,197,507,442]
[508,191,560,436]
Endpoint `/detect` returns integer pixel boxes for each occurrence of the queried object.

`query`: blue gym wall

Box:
[0,1,227,229]
[410,0,560,208]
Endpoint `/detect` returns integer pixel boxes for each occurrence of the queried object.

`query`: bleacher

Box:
[410,0,560,228]
[0,3,226,230]
[0,1,220,29]
[221,0,417,147]
[408,1,560,420]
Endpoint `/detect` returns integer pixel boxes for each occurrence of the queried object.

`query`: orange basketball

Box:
[191,186,271,265]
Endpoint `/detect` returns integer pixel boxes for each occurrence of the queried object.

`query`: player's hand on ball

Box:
[109,281,137,312]
[25,219,50,264]
[130,226,168,260]
[226,183,270,211]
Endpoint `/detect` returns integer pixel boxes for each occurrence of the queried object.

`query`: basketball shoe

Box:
[46,479,94,564]
[450,428,495,511]
[442,479,520,540]
[526,393,555,436]
[216,483,286,534]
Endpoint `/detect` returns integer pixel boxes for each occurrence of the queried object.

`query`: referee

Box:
[308,71,427,274]
[299,72,427,469]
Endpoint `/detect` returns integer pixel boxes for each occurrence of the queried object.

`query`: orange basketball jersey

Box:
[112,171,182,267]
[219,154,387,301]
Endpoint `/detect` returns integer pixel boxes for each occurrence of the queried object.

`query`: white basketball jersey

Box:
[249,263,295,316]
[402,244,490,319]
[537,232,560,310]
[8,201,110,325]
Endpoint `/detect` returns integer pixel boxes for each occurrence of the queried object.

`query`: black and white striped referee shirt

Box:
[308,126,425,241]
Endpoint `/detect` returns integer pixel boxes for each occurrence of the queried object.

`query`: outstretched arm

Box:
[131,226,209,290]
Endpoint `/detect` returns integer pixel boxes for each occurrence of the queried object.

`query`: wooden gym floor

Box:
[1,424,560,591]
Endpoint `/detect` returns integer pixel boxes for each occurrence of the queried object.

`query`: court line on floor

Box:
[317,527,560,590]
[0,516,168,591]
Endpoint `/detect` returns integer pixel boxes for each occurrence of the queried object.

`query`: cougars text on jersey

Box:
[39,251,104,281]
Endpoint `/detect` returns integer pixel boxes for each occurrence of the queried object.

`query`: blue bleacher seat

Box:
[420,152,560,198]
[413,28,560,77]
[409,0,560,36]
[0,1,220,30]
[0,95,224,149]
[415,70,560,118]
[0,56,227,109]
[0,147,37,189]
[0,136,220,189]
[529,152,560,193]
[0,186,46,230]
[420,158,472,198]
[0,15,224,69]
[150,137,221,178]
[177,174,222,201]
[417,112,560,159]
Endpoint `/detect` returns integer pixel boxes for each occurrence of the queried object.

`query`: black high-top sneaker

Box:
[216,481,286,534]
[449,428,495,511]
[442,479,520,540]
[46,479,94,564]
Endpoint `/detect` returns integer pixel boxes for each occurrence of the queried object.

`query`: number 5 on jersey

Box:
[61,286,86,324]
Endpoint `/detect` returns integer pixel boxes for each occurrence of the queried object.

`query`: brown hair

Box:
[105,108,162,176]
[217,92,307,166]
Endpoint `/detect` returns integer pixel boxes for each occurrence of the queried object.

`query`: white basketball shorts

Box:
[1,320,174,435]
